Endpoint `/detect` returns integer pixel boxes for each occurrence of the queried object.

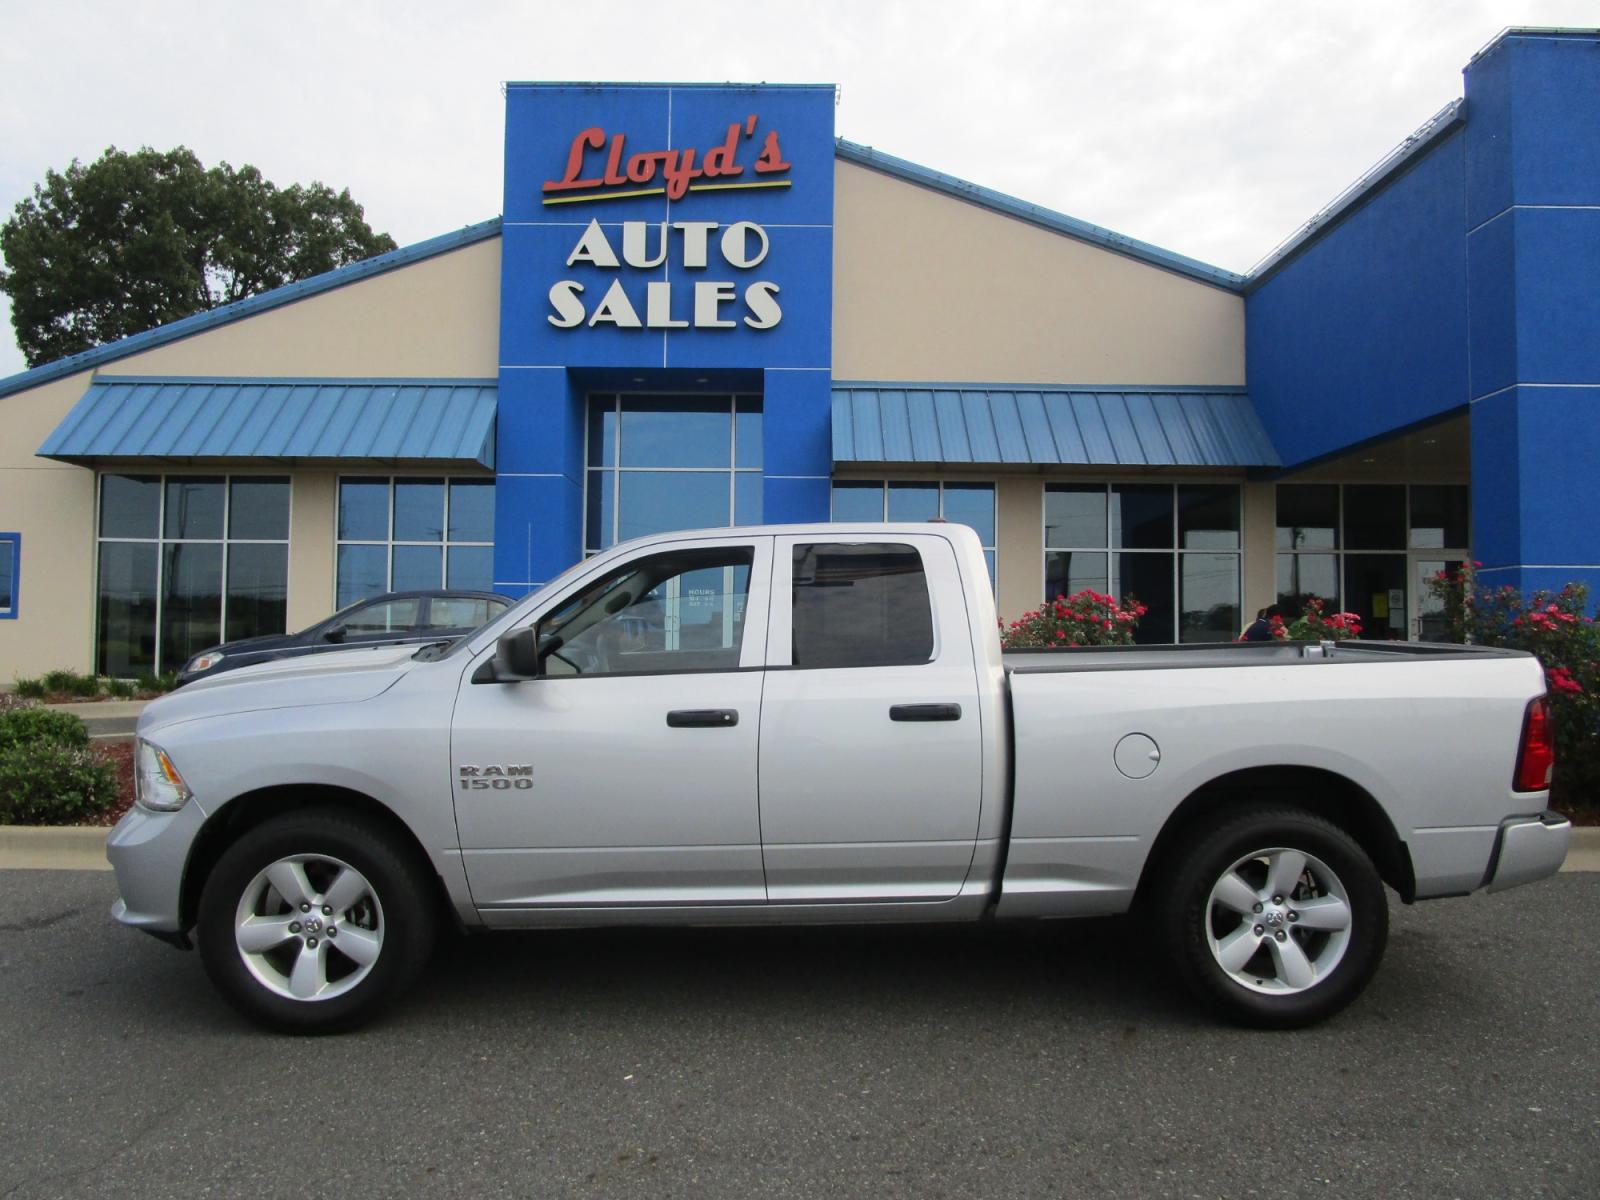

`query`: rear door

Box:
[756,534,984,902]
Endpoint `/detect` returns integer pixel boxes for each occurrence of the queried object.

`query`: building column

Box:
[1241,480,1277,621]
[995,477,1042,621]
[761,369,831,523]
[1465,32,1600,600]
[493,367,583,596]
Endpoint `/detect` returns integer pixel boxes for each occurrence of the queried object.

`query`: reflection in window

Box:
[585,395,761,553]
[830,480,997,585]
[1044,483,1241,644]
[540,547,753,676]
[96,473,289,675]
[335,477,495,606]
[791,543,934,670]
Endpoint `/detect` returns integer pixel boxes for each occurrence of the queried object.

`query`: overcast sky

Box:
[1,1,1595,379]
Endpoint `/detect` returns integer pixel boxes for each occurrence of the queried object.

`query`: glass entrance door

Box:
[1412,557,1466,642]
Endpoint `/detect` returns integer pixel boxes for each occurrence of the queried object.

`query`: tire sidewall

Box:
[1165,808,1389,1029]
[197,810,434,1033]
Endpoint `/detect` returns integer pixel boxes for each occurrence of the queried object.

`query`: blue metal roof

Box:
[832,384,1280,468]
[37,377,498,467]
[0,219,503,402]
[834,141,1246,292]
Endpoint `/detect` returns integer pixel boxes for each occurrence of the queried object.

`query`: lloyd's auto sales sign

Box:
[541,115,791,332]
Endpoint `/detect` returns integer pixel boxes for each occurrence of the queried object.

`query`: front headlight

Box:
[185,651,224,674]
[135,739,194,812]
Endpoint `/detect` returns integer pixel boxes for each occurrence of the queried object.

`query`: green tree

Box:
[0,146,398,366]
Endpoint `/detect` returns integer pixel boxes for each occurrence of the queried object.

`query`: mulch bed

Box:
[91,741,136,826]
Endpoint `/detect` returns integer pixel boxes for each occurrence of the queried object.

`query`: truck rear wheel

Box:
[196,809,437,1034]
[1159,807,1387,1028]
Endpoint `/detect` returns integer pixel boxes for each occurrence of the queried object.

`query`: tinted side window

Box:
[791,543,933,669]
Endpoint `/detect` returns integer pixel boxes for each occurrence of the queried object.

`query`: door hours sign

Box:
[540,115,790,332]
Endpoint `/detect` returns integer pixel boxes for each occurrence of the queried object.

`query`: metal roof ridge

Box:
[0,218,503,402]
[833,140,1247,292]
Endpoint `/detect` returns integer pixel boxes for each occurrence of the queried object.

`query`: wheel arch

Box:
[179,785,452,933]
[1135,766,1415,908]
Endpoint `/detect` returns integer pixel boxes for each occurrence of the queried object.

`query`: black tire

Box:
[1158,806,1388,1029]
[196,808,438,1034]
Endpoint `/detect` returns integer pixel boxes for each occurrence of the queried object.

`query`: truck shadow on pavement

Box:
[405,914,1199,1032]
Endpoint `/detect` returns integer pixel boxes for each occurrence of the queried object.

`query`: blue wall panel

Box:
[1245,131,1469,467]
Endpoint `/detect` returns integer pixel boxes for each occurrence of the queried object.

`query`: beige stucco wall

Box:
[111,237,501,379]
[831,161,1245,387]
[0,371,99,677]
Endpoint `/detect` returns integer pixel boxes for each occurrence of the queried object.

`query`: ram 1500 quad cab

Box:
[108,523,1571,1032]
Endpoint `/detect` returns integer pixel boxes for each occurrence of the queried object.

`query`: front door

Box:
[756,534,985,903]
[1412,557,1466,641]
[452,537,772,912]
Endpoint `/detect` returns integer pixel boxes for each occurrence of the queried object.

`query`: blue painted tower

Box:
[492,83,836,592]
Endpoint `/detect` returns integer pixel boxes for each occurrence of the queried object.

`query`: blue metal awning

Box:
[831,384,1280,468]
[36,377,498,468]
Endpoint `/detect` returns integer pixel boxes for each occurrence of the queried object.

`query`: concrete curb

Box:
[2,820,1598,874]
[0,825,111,871]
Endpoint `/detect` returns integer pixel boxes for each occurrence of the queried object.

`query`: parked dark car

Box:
[176,591,513,686]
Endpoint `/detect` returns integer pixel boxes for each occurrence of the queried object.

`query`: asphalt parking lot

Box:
[1,869,1597,1200]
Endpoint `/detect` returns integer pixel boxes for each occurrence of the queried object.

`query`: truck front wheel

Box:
[1159,807,1388,1028]
[196,809,438,1033]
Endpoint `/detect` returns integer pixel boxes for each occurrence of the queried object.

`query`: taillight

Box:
[1513,696,1555,792]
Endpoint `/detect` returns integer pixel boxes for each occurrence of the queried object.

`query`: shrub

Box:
[13,676,46,700]
[41,668,99,697]
[105,677,138,699]
[0,740,119,824]
[1283,598,1363,642]
[0,703,90,753]
[1426,566,1600,814]
[134,672,178,696]
[1003,589,1146,648]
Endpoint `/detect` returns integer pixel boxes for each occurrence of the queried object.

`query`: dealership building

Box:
[0,27,1595,679]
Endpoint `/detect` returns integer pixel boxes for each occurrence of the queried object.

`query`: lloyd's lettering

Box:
[547,219,781,331]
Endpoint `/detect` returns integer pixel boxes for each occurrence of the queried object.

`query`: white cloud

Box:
[1,0,1594,378]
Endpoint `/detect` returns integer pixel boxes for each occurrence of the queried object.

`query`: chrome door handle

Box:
[666,709,739,728]
[889,703,962,722]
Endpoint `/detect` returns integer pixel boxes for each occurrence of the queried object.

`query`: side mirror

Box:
[324,624,347,644]
[497,627,543,679]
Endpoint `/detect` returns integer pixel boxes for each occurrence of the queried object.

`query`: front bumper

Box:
[106,798,209,938]
[1487,810,1572,893]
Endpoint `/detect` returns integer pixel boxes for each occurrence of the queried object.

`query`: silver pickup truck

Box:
[108,523,1571,1033]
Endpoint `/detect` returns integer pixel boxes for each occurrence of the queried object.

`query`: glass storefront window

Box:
[1343,484,1406,550]
[335,477,495,606]
[0,535,16,616]
[831,480,997,585]
[585,395,762,553]
[1273,483,1470,639]
[1409,485,1469,549]
[1275,484,1339,550]
[1045,483,1242,644]
[96,473,289,676]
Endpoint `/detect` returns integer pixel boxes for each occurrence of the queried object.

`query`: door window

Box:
[790,543,933,670]
[538,547,753,677]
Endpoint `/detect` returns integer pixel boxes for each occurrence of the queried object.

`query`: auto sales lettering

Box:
[542,115,788,332]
